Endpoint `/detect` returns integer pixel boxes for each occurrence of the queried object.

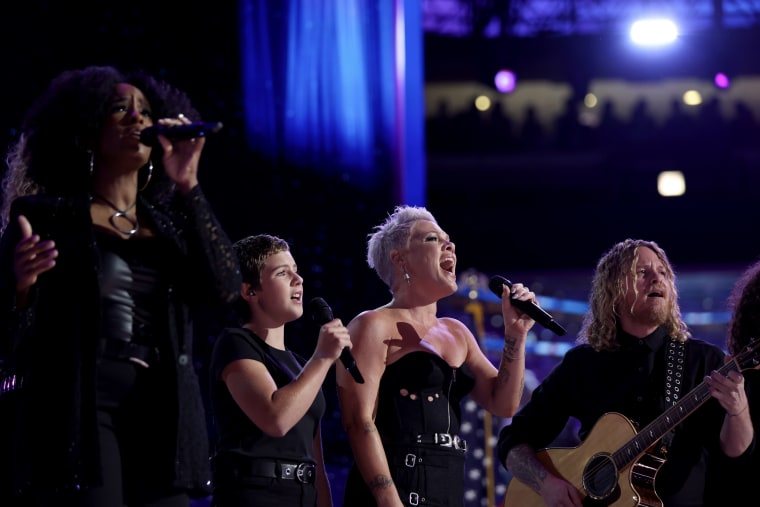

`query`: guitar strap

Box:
[660,337,685,456]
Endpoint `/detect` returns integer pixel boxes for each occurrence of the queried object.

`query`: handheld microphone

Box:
[308,297,365,384]
[489,275,567,336]
[139,121,224,146]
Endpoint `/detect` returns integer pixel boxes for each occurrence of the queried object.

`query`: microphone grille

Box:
[308,297,333,324]
[488,275,512,298]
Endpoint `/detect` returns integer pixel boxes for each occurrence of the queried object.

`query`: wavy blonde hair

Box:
[578,238,690,351]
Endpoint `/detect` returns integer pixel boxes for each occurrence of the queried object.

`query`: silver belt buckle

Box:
[296,463,315,483]
[435,433,453,447]
[409,492,420,505]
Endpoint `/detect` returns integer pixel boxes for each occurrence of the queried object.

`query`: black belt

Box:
[102,340,159,367]
[415,433,467,451]
[214,456,316,484]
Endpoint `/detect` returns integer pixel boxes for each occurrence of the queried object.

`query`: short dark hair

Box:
[231,234,290,321]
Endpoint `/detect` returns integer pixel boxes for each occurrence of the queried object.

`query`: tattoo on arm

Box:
[496,336,521,388]
[502,336,526,394]
[357,422,393,493]
[508,445,548,494]
[497,365,511,388]
[502,336,519,363]
[368,474,393,492]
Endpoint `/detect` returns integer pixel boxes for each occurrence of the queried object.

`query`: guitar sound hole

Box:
[582,453,618,500]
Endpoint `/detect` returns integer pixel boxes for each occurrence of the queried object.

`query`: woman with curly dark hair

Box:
[0,65,241,506]
[705,261,760,505]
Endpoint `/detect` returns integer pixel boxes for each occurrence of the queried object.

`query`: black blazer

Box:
[0,187,241,497]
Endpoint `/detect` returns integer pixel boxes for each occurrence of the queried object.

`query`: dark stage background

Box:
[2,2,759,506]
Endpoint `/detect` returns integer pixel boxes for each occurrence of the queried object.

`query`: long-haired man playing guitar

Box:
[497,239,753,507]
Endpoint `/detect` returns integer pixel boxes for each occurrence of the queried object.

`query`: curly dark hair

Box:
[1,65,201,232]
[727,260,760,355]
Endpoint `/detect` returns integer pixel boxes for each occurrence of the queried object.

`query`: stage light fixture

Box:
[629,18,678,46]
[658,171,686,197]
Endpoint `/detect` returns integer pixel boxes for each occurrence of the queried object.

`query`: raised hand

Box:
[155,113,205,193]
[313,318,353,363]
[13,215,58,293]
[500,282,538,335]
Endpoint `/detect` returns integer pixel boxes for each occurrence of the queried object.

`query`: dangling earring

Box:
[403,270,411,285]
[138,160,153,191]
[89,151,94,177]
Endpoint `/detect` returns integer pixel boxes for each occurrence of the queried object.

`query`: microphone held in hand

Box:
[308,297,365,384]
[139,121,224,146]
[488,275,568,336]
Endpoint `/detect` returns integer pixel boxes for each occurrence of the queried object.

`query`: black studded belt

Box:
[415,433,467,451]
[214,456,316,484]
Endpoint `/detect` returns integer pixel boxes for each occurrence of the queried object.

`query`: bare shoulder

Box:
[438,316,475,336]
[347,307,399,352]
[348,308,392,337]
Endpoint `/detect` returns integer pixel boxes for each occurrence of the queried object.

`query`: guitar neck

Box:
[613,359,738,469]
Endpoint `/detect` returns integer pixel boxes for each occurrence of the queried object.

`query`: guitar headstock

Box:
[734,337,760,372]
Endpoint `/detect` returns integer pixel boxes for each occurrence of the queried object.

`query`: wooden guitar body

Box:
[503,338,760,507]
[504,412,663,506]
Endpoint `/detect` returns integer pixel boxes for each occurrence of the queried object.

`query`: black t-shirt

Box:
[209,327,325,462]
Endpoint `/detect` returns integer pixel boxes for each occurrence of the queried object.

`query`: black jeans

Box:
[212,478,316,507]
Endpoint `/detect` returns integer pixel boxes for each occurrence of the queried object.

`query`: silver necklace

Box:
[91,192,139,236]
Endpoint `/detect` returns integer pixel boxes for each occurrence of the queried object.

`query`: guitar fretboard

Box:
[613,359,739,469]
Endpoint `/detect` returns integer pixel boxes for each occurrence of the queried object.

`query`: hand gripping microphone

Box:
[308,297,365,384]
[139,121,224,146]
[489,275,567,336]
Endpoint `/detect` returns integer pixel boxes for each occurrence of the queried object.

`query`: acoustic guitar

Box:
[503,339,760,507]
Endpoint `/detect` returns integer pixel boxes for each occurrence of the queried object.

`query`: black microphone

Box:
[139,121,224,146]
[489,275,567,336]
[308,297,365,384]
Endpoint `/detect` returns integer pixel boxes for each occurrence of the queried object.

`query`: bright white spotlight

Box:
[658,171,685,197]
[630,19,678,46]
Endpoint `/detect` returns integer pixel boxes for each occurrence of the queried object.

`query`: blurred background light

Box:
[714,72,731,89]
[682,89,703,105]
[630,18,679,46]
[475,95,492,111]
[494,69,517,93]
